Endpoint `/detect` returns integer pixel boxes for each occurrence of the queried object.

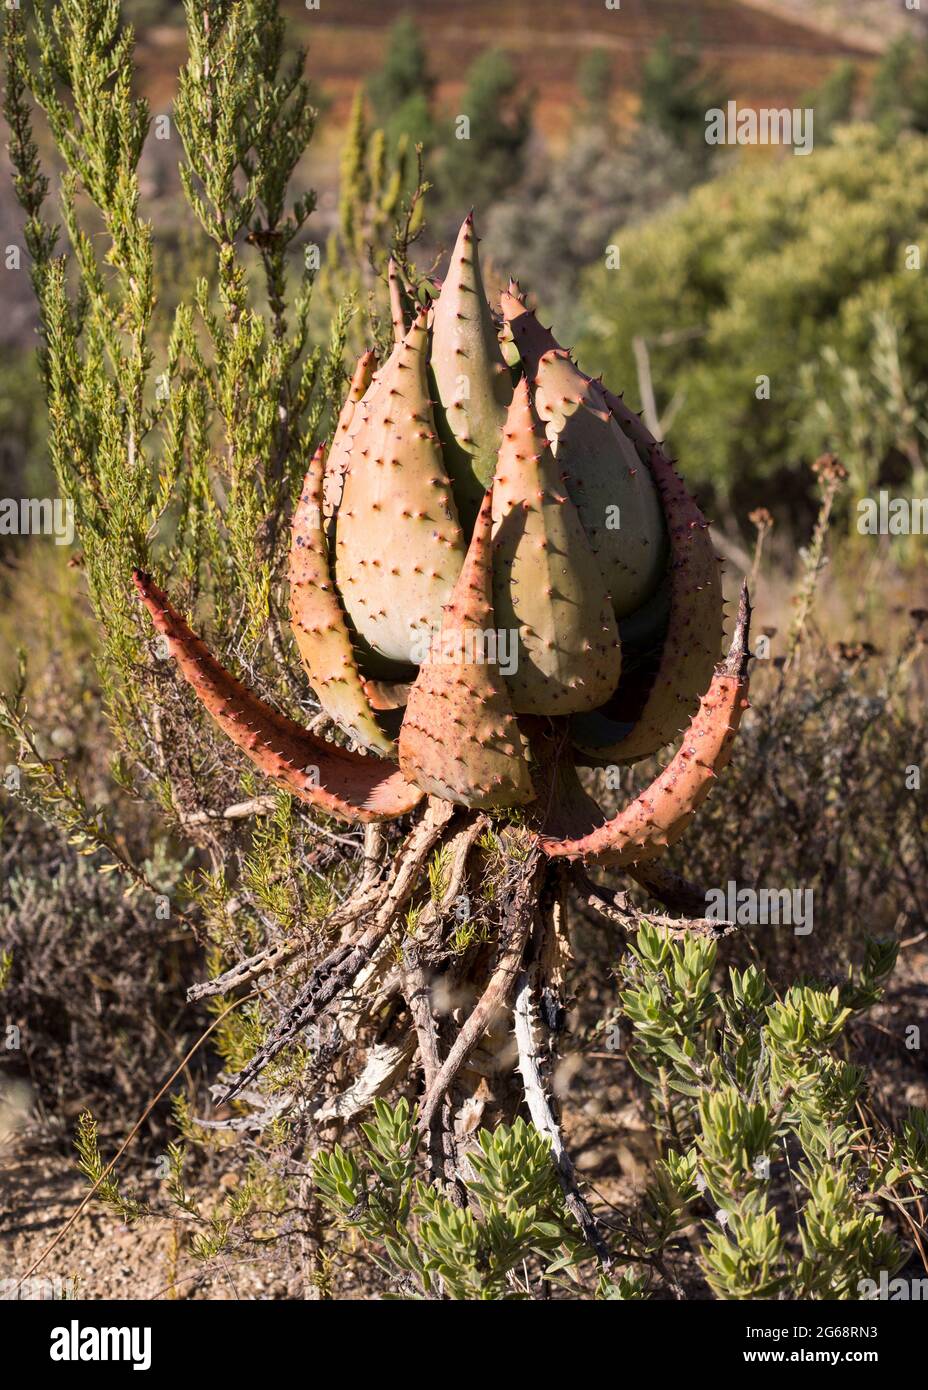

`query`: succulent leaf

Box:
[133,571,424,823]
[617,567,671,649]
[536,351,667,616]
[362,678,411,711]
[289,443,396,756]
[540,586,751,864]
[322,348,377,547]
[501,290,667,619]
[498,290,724,763]
[388,256,409,344]
[573,443,723,763]
[335,307,468,669]
[430,213,513,531]
[399,486,534,809]
[491,378,622,715]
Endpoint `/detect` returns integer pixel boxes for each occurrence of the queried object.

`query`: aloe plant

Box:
[135,212,745,856]
[133,214,752,1247]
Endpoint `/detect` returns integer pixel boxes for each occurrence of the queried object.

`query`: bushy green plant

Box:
[301,923,925,1301]
[0,0,421,1203]
[638,31,726,167]
[366,13,438,155]
[327,86,430,350]
[802,60,857,147]
[575,48,612,128]
[1,0,425,859]
[617,924,924,1300]
[313,1100,593,1299]
[869,34,928,139]
[578,126,928,509]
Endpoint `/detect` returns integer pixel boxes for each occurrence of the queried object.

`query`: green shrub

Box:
[313,1102,590,1299]
[578,126,928,510]
[619,922,914,1300]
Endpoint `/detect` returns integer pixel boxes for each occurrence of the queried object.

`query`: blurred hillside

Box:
[3,0,927,509]
[745,0,925,51]
[0,0,898,357]
[65,1,900,151]
[278,0,879,137]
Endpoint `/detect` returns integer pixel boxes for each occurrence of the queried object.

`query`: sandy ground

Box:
[0,1143,291,1301]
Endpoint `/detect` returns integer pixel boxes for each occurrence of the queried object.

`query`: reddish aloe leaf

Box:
[133,571,423,824]
[539,585,751,865]
[573,444,723,763]
[322,348,378,540]
[499,292,724,763]
[491,377,621,716]
[334,306,467,667]
[399,486,534,809]
[290,442,395,756]
[501,290,666,619]
[362,678,411,711]
[430,212,512,530]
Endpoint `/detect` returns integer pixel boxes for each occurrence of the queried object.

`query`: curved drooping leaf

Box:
[134,571,424,824]
[540,586,750,865]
